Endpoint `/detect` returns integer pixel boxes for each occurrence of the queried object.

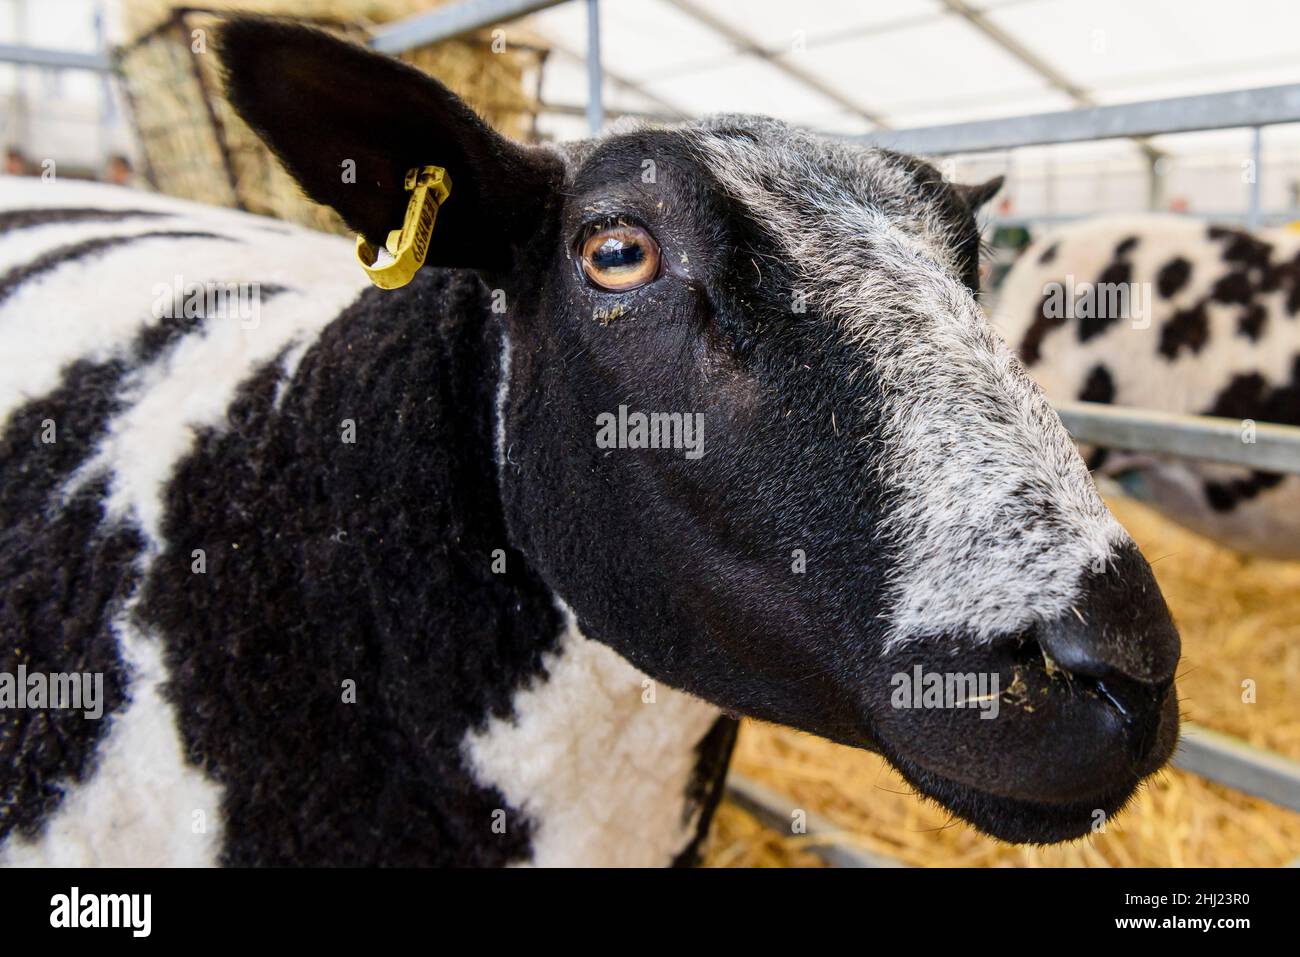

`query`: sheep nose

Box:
[1034,541,1180,691]
[1031,543,1179,762]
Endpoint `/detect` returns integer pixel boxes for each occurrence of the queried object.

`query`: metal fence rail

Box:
[724,773,908,868]
[1176,724,1300,814]
[851,83,1300,155]
[0,43,110,71]
[369,0,568,52]
[1056,401,1300,475]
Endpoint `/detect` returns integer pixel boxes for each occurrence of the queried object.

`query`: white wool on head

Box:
[687,122,1129,647]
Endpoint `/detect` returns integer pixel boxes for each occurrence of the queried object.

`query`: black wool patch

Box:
[1078,259,1132,343]
[0,207,169,233]
[1210,270,1254,306]
[0,477,137,842]
[1238,302,1268,341]
[1204,361,1300,427]
[1,350,138,843]
[1078,364,1116,404]
[1037,242,1059,265]
[1114,236,1139,257]
[1199,363,1300,511]
[1204,371,1268,420]
[139,269,564,866]
[1077,364,1114,469]
[1156,256,1192,299]
[0,231,234,309]
[1260,250,1299,295]
[1158,302,1209,359]
[0,357,130,527]
[1204,471,1285,512]
[1018,289,1068,365]
[0,276,280,843]
[1208,225,1274,270]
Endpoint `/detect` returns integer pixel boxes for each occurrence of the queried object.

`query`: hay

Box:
[701,803,827,869]
[119,0,456,38]
[704,495,1300,867]
[116,2,546,232]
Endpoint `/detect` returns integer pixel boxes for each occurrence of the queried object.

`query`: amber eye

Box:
[579,224,660,291]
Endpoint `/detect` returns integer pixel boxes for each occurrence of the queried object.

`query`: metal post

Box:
[94,2,113,163]
[370,0,569,53]
[1146,150,1160,211]
[15,0,29,149]
[1248,125,1262,230]
[585,0,604,135]
[1045,153,1055,217]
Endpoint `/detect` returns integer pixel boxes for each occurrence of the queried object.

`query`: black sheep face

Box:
[221,18,1180,844]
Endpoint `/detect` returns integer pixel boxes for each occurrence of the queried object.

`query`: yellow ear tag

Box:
[354,165,451,290]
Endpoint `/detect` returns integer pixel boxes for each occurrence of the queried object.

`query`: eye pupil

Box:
[580,224,660,291]
[593,239,644,270]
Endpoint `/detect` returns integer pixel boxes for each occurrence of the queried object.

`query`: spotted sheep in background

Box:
[994,213,1300,559]
[0,18,1180,867]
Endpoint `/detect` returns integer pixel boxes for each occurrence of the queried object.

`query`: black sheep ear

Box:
[217,16,563,270]
[953,175,1005,212]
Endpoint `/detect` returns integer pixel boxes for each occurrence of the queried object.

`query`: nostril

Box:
[1033,543,1182,689]
[1036,613,1178,689]
[1077,672,1167,760]
[1092,678,1135,719]
[1036,628,1172,760]
[1087,673,1164,719]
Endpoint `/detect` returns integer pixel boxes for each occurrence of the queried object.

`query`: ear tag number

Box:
[354,165,451,290]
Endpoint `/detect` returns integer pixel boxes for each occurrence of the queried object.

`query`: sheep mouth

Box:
[877,684,1180,844]
[862,633,1181,845]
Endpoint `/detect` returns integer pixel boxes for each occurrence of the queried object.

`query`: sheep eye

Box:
[580,224,660,291]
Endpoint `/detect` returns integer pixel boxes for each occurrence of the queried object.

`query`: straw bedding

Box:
[703,495,1300,867]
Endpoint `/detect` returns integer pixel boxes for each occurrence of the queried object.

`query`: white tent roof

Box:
[528,0,1300,159]
[6,0,1300,214]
